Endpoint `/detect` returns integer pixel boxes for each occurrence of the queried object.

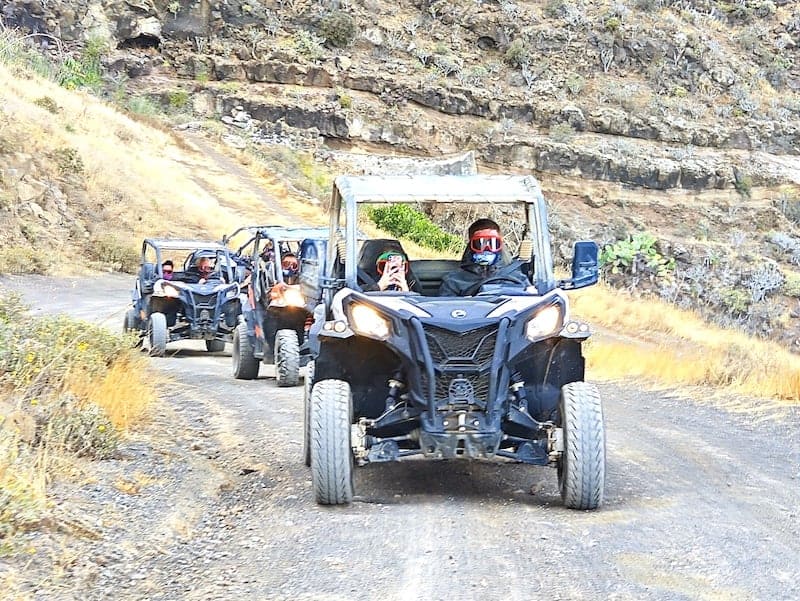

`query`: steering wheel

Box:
[473,275,528,296]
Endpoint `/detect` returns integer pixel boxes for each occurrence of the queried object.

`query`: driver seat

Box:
[356,239,421,293]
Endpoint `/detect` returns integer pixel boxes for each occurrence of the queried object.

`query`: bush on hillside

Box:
[318,11,357,48]
[368,204,462,252]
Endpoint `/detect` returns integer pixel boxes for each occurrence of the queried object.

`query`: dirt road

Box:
[2,274,799,601]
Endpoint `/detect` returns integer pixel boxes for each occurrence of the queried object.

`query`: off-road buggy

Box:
[304,175,605,510]
[124,238,242,357]
[224,225,329,386]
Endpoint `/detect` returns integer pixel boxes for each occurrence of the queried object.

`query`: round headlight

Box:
[349,304,390,340]
[525,304,563,341]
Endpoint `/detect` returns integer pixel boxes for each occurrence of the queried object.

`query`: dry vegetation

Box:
[0,293,158,548]
[0,63,301,275]
[574,283,800,401]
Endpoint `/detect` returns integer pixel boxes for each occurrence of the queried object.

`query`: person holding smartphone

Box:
[375,251,410,292]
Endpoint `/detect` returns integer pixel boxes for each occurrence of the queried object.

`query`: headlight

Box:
[349,303,390,340]
[525,304,563,341]
[283,286,305,308]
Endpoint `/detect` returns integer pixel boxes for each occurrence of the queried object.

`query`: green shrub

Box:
[543,0,566,18]
[549,122,576,143]
[89,236,139,273]
[718,287,750,316]
[734,172,753,198]
[47,395,119,459]
[565,72,585,96]
[167,89,190,109]
[0,429,47,540]
[505,39,529,67]
[0,311,134,395]
[782,270,800,298]
[58,37,107,91]
[33,96,59,114]
[294,30,325,60]
[777,193,800,225]
[604,16,621,32]
[53,147,84,176]
[368,204,462,252]
[337,89,352,109]
[318,11,358,48]
[599,232,675,279]
[123,95,161,117]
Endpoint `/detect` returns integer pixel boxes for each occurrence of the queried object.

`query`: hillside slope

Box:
[0,64,318,274]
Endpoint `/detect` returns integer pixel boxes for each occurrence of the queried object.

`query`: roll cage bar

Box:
[325,175,557,297]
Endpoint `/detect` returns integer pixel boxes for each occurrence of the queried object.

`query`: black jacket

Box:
[438,260,528,296]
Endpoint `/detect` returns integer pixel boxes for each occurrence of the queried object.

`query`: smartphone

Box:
[388,255,404,272]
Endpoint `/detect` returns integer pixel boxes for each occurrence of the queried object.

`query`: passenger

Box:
[161,260,174,281]
[371,250,411,292]
[281,253,300,285]
[184,256,216,284]
[438,218,528,296]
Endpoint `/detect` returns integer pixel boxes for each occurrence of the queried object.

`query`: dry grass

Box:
[0,65,315,274]
[573,284,800,401]
[63,355,158,430]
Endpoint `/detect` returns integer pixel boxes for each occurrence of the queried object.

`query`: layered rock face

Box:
[4,0,800,195]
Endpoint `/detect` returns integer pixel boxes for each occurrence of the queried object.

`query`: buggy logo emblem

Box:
[451,309,467,318]
[449,377,474,403]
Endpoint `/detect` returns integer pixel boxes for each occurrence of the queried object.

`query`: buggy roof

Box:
[144,238,228,251]
[333,174,545,204]
[223,225,330,244]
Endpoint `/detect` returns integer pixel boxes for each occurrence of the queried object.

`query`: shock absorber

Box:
[510,372,529,414]
[385,372,405,412]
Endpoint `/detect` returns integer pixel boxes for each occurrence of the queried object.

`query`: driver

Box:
[281,253,300,285]
[438,218,528,296]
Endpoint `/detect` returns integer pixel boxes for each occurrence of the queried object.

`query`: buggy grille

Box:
[189,294,216,309]
[420,324,498,404]
[424,325,497,367]
[434,373,490,403]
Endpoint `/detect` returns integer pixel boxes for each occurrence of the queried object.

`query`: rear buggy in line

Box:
[224,225,329,386]
[125,238,243,356]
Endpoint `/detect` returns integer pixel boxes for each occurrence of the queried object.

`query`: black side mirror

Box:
[559,241,599,290]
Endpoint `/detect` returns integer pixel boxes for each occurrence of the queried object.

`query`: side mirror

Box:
[559,241,599,290]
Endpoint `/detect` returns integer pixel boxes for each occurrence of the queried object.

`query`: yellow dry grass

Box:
[0,64,318,273]
[573,284,800,401]
[64,355,159,429]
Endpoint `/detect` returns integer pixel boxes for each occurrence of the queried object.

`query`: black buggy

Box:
[304,175,605,509]
[124,238,242,357]
[224,226,329,386]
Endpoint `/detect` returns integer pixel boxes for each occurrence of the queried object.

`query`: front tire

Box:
[123,308,138,333]
[274,329,300,387]
[302,361,314,467]
[557,381,605,510]
[206,338,226,353]
[232,322,259,380]
[148,312,168,357]
[310,379,354,505]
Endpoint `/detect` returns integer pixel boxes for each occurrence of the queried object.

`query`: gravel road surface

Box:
[1,274,799,601]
